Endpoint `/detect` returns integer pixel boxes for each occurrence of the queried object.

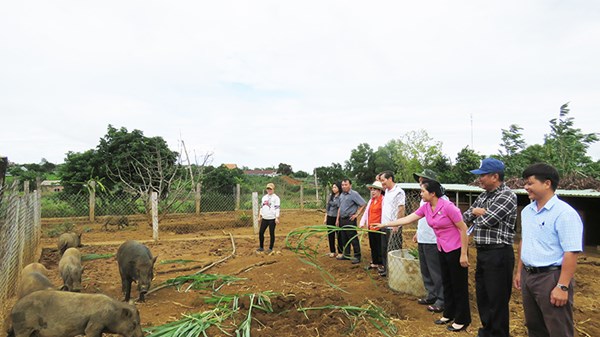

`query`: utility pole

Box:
[470,113,474,149]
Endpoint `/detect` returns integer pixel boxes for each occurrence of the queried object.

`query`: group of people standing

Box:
[324,171,406,277]
[259,158,583,337]
[325,158,583,337]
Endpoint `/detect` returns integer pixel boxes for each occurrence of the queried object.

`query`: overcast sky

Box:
[1,1,599,172]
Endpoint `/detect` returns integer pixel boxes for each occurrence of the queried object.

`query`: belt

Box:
[340,216,351,220]
[475,243,508,250]
[523,265,561,274]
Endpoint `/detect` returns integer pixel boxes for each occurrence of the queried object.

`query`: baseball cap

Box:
[470,158,505,175]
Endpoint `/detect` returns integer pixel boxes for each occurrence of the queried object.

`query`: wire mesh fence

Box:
[0,184,42,332]
[36,185,420,237]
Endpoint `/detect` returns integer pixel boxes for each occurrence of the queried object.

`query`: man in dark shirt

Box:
[463,158,517,337]
[336,178,366,264]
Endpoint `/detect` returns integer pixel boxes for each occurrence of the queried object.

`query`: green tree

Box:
[97,125,179,199]
[393,130,444,182]
[201,165,244,194]
[314,163,346,187]
[449,147,483,184]
[293,170,309,178]
[7,159,59,191]
[543,103,599,175]
[370,141,399,175]
[429,154,454,183]
[345,143,375,186]
[59,150,104,194]
[498,124,528,178]
[276,163,293,176]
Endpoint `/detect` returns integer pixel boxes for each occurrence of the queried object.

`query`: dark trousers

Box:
[521,269,574,337]
[439,248,471,325]
[475,245,514,337]
[259,219,276,250]
[418,243,444,307]
[339,217,361,259]
[326,215,340,254]
[381,228,391,270]
[368,230,383,265]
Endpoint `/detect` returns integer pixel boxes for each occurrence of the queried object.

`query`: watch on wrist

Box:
[557,283,569,291]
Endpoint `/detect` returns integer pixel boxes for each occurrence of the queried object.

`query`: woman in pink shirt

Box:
[374,180,471,332]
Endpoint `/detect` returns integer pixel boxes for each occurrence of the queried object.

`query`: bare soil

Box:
[29,210,600,336]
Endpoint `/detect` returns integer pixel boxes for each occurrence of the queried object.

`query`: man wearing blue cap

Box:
[463,158,517,337]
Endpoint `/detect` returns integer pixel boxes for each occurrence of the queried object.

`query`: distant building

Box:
[223,163,238,170]
[243,169,278,177]
[41,180,64,193]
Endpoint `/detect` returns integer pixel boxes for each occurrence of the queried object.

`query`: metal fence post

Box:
[89,181,96,222]
[151,192,159,241]
[252,192,259,234]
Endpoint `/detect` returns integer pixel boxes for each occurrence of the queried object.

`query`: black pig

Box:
[117,240,157,302]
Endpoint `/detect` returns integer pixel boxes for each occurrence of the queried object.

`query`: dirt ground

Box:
[24,210,600,336]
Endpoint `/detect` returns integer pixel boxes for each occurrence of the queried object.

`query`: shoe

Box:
[427,305,444,313]
[266,249,273,253]
[447,323,469,332]
[351,258,361,264]
[256,248,264,252]
[336,255,349,260]
[434,318,452,325]
[328,252,336,258]
[417,298,435,305]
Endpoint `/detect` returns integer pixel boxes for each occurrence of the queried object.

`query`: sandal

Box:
[417,298,435,305]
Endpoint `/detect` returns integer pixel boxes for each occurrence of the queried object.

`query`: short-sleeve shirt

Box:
[382,184,405,223]
[415,197,464,253]
[416,196,449,244]
[326,194,340,217]
[520,195,583,267]
[338,189,366,218]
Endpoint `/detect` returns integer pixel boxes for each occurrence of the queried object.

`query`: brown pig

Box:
[102,216,130,231]
[21,262,49,277]
[10,290,144,337]
[58,247,83,292]
[17,271,54,299]
[117,240,157,302]
[57,232,82,255]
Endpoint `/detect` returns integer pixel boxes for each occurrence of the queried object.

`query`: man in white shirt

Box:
[378,171,406,277]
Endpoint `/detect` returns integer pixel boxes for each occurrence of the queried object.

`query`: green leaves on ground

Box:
[163,273,245,292]
[81,253,114,261]
[297,301,397,337]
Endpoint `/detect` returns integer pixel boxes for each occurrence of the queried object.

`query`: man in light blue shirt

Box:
[514,163,583,337]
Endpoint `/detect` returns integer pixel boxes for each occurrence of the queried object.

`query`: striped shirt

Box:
[520,195,583,267]
[463,183,517,245]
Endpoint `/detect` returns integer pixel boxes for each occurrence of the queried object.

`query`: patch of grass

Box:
[408,247,419,259]
[297,301,397,337]
[159,259,197,265]
[163,273,245,292]
[145,291,277,337]
[46,221,75,238]
[285,225,384,291]
[81,253,115,261]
